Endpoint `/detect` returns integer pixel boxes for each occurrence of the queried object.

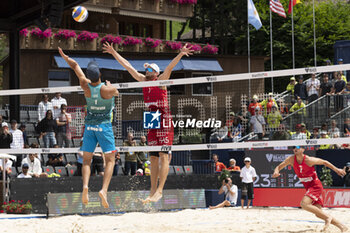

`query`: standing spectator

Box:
[51,92,67,119]
[343,118,350,136]
[343,83,350,107]
[248,95,262,116]
[260,93,277,117]
[250,107,266,140]
[17,163,32,178]
[286,77,296,95]
[91,152,105,176]
[334,72,346,112]
[290,97,307,117]
[124,132,137,175]
[56,104,72,148]
[113,152,122,176]
[212,154,226,172]
[237,105,251,136]
[291,124,307,140]
[294,76,308,102]
[271,124,290,140]
[328,120,340,138]
[320,74,333,97]
[209,178,238,209]
[267,105,282,130]
[306,73,320,103]
[38,94,53,122]
[278,99,289,117]
[0,122,12,148]
[19,124,28,145]
[9,120,24,167]
[38,110,57,148]
[136,136,148,169]
[240,157,257,209]
[227,159,240,171]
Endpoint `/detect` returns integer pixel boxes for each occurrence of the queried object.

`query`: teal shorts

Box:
[81,123,115,153]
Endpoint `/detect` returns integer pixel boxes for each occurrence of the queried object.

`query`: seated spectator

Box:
[328,120,340,138]
[248,95,262,116]
[46,145,67,167]
[22,149,48,178]
[227,159,240,171]
[237,105,251,135]
[271,124,290,140]
[250,107,265,140]
[289,97,307,116]
[210,124,228,142]
[311,128,320,139]
[344,118,350,136]
[229,114,242,142]
[294,76,308,102]
[331,132,341,149]
[267,105,282,130]
[17,163,32,178]
[319,131,331,150]
[306,73,320,103]
[260,93,277,117]
[91,152,105,176]
[37,110,57,148]
[0,122,12,149]
[291,124,307,140]
[209,178,238,209]
[286,77,296,95]
[124,132,137,175]
[213,154,226,173]
[300,123,311,139]
[321,122,328,132]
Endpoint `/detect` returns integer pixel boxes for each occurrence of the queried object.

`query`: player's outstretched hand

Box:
[102,42,115,54]
[335,168,346,177]
[272,171,280,178]
[180,43,194,57]
[58,47,69,60]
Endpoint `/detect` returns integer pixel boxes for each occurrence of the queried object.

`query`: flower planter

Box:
[143,46,160,53]
[20,36,27,49]
[162,48,179,53]
[75,38,97,51]
[98,37,120,51]
[161,1,178,15]
[140,0,159,12]
[51,37,74,50]
[28,34,51,49]
[6,209,31,214]
[122,44,140,52]
[178,4,193,17]
[116,0,139,10]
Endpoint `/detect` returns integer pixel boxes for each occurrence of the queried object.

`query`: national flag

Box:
[270,0,286,18]
[288,0,301,14]
[248,0,262,30]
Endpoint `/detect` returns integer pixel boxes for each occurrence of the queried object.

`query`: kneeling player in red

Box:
[272,146,348,232]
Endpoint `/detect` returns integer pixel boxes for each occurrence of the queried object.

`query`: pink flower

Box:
[165,41,182,50]
[187,43,201,51]
[77,31,98,41]
[201,44,219,54]
[19,28,29,37]
[31,28,52,39]
[101,35,122,45]
[54,30,76,40]
[122,36,143,46]
[144,37,162,48]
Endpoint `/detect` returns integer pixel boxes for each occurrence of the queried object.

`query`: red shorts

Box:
[305,184,324,206]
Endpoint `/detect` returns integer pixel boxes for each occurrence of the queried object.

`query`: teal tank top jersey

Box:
[85,83,114,125]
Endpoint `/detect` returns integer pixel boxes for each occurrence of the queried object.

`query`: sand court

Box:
[1,207,349,233]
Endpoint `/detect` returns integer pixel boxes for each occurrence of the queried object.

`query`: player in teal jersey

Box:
[59,48,118,208]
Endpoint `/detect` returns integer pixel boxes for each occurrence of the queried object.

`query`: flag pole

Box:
[270,7,274,93]
[247,0,251,100]
[313,0,317,67]
[292,1,295,69]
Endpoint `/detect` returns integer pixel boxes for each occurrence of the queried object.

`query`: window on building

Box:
[192,72,213,96]
[140,24,152,38]
[48,70,70,87]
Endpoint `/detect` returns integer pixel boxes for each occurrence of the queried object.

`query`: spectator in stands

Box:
[340,71,348,84]
[38,110,57,148]
[226,112,235,138]
[300,123,311,139]
[209,178,238,209]
[228,113,242,142]
[311,128,320,139]
[289,97,307,117]
[271,124,290,140]
[136,136,148,169]
[267,105,282,130]
[51,92,67,119]
[38,94,53,122]
[0,122,12,149]
[278,99,289,117]
[334,71,346,112]
[124,132,137,175]
[210,123,228,142]
[286,77,296,95]
[321,122,328,132]
[76,140,83,176]
[260,93,277,117]
[91,152,105,176]
[9,119,24,167]
[294,76,308,102]
[113,152,122,176]
[56,104,72,148]
[250,107,265,140]
[328,120,340,138]
[46,145,67,167]
[19,124,28,145]
[343,162,350,187]
[17,163,32,178]
[291,124,307,140]
[0,157,13,177]
[343,118,350,136]
[237,105,251,136]
[22,147,48,178]
[248,95,262,116]
[319,131,331,150]
[227,159,240,171]
[306,73,320,103]
[213,154,226,172]
[343,83,350,107]
[331,132,341,149]
[240,157,257,209]
[320,74,333,97]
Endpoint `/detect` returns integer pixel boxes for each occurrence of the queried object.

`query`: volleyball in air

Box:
[72,6,88,23]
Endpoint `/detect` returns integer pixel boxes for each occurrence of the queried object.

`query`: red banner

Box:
[254,188,350,208]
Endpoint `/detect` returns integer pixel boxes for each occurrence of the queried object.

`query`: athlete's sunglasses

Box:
[145,67,154,72]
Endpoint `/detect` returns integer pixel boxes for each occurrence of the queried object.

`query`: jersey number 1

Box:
[95,100,98,105]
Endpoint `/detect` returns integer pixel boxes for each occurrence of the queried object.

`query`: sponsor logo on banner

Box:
[119,83,129,88]
[161,146,172,151]
[119,147,129,152]
[41,88,50,93]
[207,144,217,149]
[42,149,50,153]
[251,72,268,78]
[306,139,318,145]
[265,153,291,162]
[324,190,350,207]
[252,142,269,147]
[266,154,273,162]
[206,76,217,82]
[305,67,317,73]
[159,81,173,86]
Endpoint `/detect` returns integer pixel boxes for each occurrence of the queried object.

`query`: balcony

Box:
[84,0,194,22]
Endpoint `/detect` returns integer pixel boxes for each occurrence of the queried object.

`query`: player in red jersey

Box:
[103,42,194,203]
[273,146,348,232]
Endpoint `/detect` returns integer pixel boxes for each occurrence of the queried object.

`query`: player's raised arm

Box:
[104,80,119,98]
[308,157,346,177]
[272,156,294,178]
[102,42,145,82]
[58,47,90,88]
[159,43,194,81]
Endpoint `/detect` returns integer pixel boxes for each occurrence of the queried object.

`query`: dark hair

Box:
[30,143,39,148]
[61,104,67,109]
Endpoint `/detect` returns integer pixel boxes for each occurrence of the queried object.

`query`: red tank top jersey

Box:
[293,155,322,189]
